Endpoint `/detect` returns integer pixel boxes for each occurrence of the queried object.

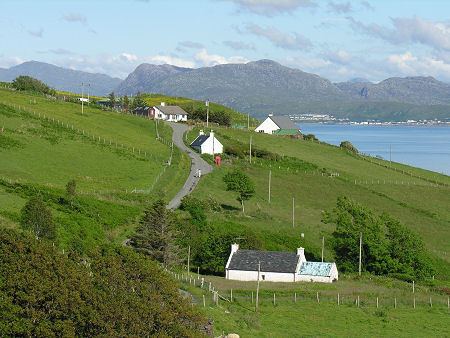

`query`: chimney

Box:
[210,130,214,137]
[199,130,204,136]
[231,243,239,253]
[161,102,166,106]
[297,247,306,262]
[268,113,274,117]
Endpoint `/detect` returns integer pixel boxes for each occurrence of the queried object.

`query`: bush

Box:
[340,141,358,154]
[12,76,56,96]
[304,133,318,141]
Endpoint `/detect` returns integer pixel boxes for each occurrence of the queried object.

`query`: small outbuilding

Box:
[190,130,223,155]
[225,244,338,283]
[255,114,300,136]
[151,102,188,122]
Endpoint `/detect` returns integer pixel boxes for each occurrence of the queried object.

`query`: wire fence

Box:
[169,271,450,312]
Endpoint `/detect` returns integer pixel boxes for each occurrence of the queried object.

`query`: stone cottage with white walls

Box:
[190,130,223,155]
[225,244,338,283]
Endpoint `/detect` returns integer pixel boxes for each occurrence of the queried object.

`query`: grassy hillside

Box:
[0,88,189,251]
[142,93,259,127]
[185,127,450,278]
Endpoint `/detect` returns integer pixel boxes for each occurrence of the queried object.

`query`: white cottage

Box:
[152,103,188,122]
[190,130,223,155]
[254,114,300,135]
[225,244,338,283]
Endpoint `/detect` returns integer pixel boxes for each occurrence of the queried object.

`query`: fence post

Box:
[317,292,320,304]
[429,297,432,308]
[230,289,233,302]
[273,293,276,306]
[337,293,340,306]
[376,297,379,308]
[203,294,206,307]
[413,297,416,309]
[251,291,254,304]
[394,297,397,309]
[294,292,297,303]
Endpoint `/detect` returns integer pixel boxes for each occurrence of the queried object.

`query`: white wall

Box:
[255,117,279,134]
[200,135,223,155]
[227,269,295,282]
[153,107,187,122]
[295,263,339,283]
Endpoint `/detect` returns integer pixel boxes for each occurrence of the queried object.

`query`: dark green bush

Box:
[12,76,56,96]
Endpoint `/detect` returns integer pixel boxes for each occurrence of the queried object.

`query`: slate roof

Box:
[272,128,301,136]
[156,105,188,116]
[190,135,209,147]
[298,262,333,277]
[269,115,298,130]
[228,249,299,273]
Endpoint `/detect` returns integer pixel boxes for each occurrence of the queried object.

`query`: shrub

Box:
[340,140,358,154]
[304,133,318,141]
[12,76,56,95]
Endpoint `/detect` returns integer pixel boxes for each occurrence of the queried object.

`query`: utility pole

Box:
[268,170,272,203]
[321,236,325,262]
[292,197,295,228]
[87,83,90,105]
[81,82,84,115]
[187,245,191,277]
[389,144,392,164]
[256,261,261,312]
[206,100,209,128]
[358,232,362,276]
[247,113,250,130]
[249,135,252,164]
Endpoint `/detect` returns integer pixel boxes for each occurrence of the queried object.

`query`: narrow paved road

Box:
[167,122,212,209]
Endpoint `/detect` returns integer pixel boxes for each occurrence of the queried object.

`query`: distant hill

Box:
[0,61,121,96]
[116,59,450,120]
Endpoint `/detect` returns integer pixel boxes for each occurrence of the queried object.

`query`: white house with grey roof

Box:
[190,130,223,155]
[255,114,300,136]
[151,102,188,122]
[225,244,338,283]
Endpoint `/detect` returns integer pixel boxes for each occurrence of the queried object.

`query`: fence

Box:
[168,271,450,312]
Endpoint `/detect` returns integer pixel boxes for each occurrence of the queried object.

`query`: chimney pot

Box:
[161,102,166,106]
[231,243,239,253]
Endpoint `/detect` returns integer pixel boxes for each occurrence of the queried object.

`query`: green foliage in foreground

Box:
[12,76,56,96]
[324,197,434,280]
[0,227,206,337]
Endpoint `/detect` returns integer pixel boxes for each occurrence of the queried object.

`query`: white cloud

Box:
[348,16,450,51]
[386,52,450,80]
[223,40,256,50]
[27,28,43,38]
[144,55,195,68]
[195,49,249,66]
[0,56,24,68]
[224,0,317,16]
[322,49,352,64]
[327,1,352,14]
[245,23,312,50]
[62,13,87,25]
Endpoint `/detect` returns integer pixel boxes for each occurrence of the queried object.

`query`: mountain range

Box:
[2,60,450,121]
[0,61,121,96]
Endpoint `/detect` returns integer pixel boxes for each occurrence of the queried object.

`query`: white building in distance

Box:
[190,130,223,155]
[151,102,188,122]
[225,244,338,283]
[255,114,300,136]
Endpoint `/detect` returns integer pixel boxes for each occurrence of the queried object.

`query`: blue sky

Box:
[2,0,450,82]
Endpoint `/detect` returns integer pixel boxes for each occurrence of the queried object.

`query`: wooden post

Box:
[413,297,416,309]
[358,232,362,276]
[294,292,297,303]
[273,293,276,306]
[247,113,250,130]
[230,289,233,302]
[394,297,397,309]
[429,297,432,308]
[252,291,254,304]
[376,297,379,308]
[357,296,360,307]
[203,294,206,307]
[412,280,415,293]
[337,293,340,306]
[256,261,260,312]
[268,170,271,203]
[197,267,200,279]
[316,292,320,303]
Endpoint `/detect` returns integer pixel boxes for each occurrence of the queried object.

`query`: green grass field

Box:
[0,88,189,250]
[185,126,450,279]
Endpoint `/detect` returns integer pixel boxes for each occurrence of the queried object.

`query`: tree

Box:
[223,169,255,214]
[66,179,76,197]
[12,76,55,95]
[131,92,146,110]
[123,95,130,112]
[108,92,116,109]
[130,199,180,267]
[20,196,56,240]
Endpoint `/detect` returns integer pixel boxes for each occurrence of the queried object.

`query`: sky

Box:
[2,0,450,82]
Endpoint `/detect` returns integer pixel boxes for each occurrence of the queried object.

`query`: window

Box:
[261,275,265,281]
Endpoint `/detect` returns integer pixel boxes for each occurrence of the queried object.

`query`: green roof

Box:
[272,129,300,135]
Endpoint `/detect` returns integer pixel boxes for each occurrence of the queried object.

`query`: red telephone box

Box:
[214,155,222,166]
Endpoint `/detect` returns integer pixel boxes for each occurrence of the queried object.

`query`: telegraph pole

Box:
[247,113,250,130]
[256,261,261,312]
[358,232,362,276]
[321,236,325,262]
[249,135,252,164]
[206,100,209,128]
[292,197,295,228]
[81,82,84,115]
[187,245,191,277]
[389,144,392,164]
[268,170,272,203]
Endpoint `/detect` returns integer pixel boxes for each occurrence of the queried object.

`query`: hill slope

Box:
[0,61,121,96]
